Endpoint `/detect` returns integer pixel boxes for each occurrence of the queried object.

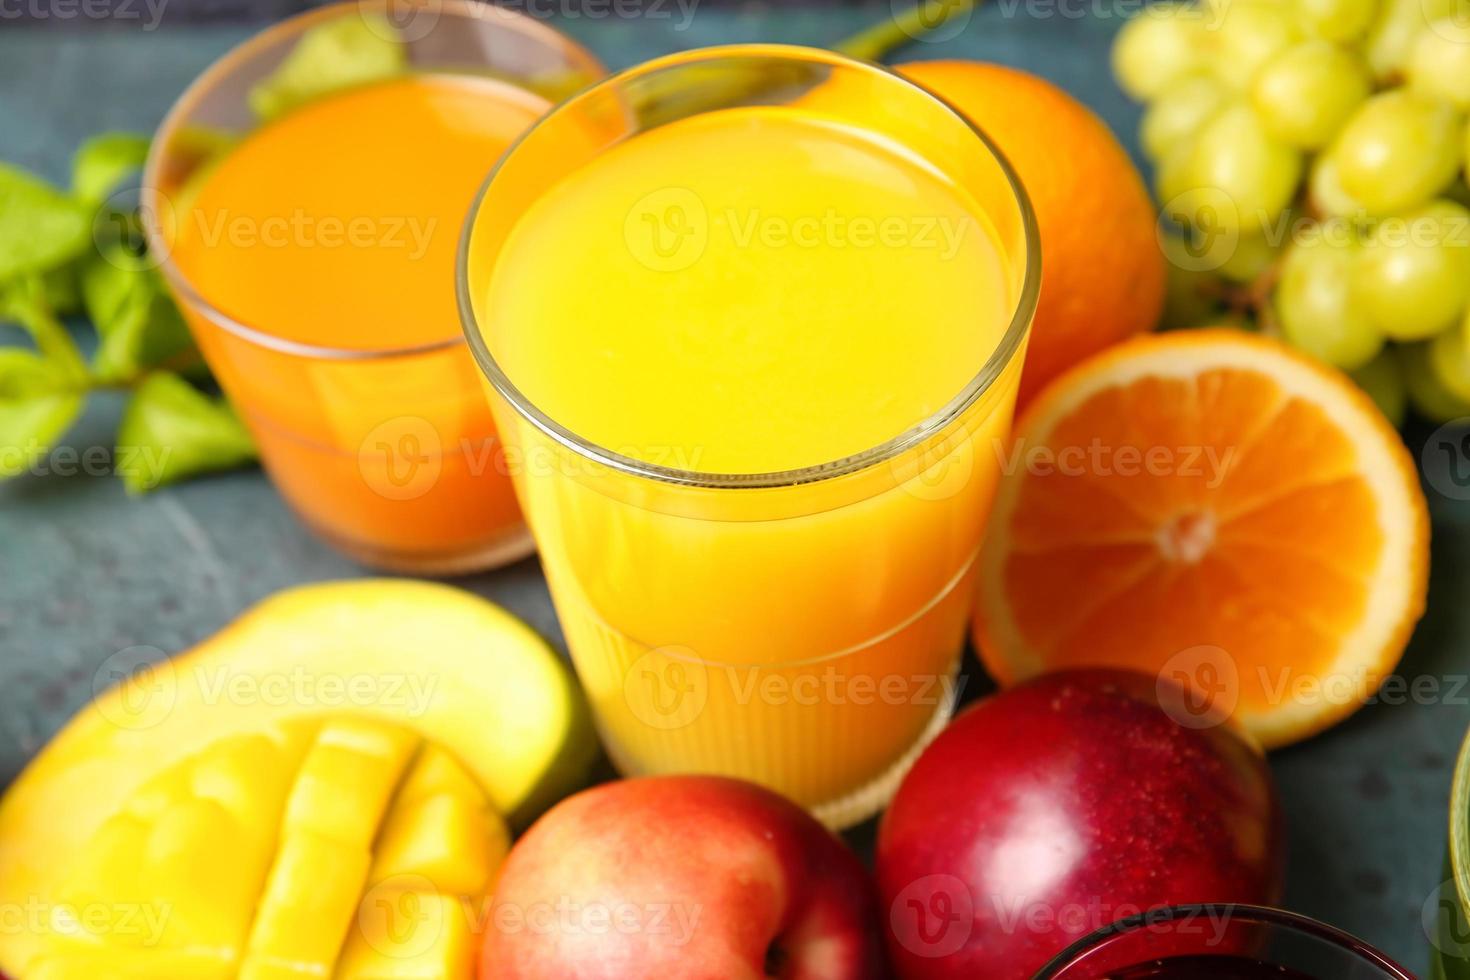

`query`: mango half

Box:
[0,580,595,977]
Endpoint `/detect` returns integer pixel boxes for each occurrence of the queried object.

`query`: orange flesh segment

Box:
[999,363,1384,716]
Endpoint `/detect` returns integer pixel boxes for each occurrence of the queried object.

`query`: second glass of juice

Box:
[144,1,602,573]
[461,46,1039,827]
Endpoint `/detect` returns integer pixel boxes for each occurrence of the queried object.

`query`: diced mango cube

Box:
[370,793,507,896]
[335,891,474,979]
[284,720,418,848]
[318,717,420,762]
[190,726,312,834]
[144,795,268,951]
[247,829,372,971]
[391,746,486,810]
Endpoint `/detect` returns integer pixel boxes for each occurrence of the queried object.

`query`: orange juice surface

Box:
[173,75,549,569]
[471,104,1026,823]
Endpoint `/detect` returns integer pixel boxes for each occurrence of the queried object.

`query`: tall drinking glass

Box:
[143,0,603,573]
[460,45,1039,827]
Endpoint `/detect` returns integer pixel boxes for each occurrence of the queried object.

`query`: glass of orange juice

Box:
[460,46,1039,827]
[142,0,602,573]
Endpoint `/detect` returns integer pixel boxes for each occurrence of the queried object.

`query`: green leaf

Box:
[248,13,406,121]
[0,276,88,382]
[0,348,85,480]
[116,372,256,493]
[72,132,150,204]
[83,245,195,382]
[0,162,92,281]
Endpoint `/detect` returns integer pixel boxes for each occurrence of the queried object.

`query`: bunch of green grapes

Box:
[1114,0,1470,425]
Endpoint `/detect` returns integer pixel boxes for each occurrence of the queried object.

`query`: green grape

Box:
[1349,348,1408,426]
[1113,4,1209,101]
[1331,91,1463,215]
[1275,228,1385,368]
[1358,200,1470,340]
[1158,104,1302,236]
[1407,19,1470,111]
[1210,3,1302,88]
[1218,227,1283,282]
[1159,232,1229,329]
[1430,317,1470,403]
[1307,153,1369,218]
[1294,0,1377,43]
[1250,41,1371,149]
[1141,75,1228,160]
[1363,0,1460,80]
[1401,340,1470,421]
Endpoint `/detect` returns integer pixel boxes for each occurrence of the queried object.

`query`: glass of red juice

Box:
[1033,905,1415,980]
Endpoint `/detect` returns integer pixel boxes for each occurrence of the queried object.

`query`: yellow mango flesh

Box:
[15,715,504,979]
[0,580,593,975]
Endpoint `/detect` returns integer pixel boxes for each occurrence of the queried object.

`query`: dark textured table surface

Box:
[3,6,1469,973]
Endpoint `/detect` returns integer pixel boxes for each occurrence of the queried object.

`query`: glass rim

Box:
[455,42,1043,491]
[1449,722,1470,926]
[1031,903,1416,979]
[140,0,605,363]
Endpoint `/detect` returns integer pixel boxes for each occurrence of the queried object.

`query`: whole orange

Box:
[899,61,1164,405]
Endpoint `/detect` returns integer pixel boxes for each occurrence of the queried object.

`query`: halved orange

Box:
[976,329,1430,748]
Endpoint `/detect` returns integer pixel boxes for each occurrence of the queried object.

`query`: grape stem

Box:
[835,0,981,62]
[1245,258,1284,337]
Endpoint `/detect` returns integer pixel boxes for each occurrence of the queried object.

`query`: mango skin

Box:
[0,579,596,975]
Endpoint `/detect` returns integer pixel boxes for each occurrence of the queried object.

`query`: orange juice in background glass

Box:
[461,47,1039,827]
[143,1,603,573]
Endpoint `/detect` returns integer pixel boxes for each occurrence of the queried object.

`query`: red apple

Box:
[480,774,888,979]
[876,669,1282,979]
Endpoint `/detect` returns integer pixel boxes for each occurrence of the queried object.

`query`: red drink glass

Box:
[1033,905,1415,980]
